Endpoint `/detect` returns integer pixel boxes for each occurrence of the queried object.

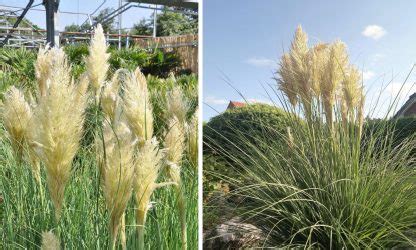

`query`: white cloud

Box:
[363,71,375,81]
[244,57,276,68]
[204,96,228,105]
[362,25,386,40]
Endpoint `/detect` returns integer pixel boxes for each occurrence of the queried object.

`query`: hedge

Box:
[364,116,416,157]
[203,103,292,157]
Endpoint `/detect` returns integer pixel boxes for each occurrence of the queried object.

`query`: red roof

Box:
[227,101,246,109]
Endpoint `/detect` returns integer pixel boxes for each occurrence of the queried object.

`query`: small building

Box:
[394,93,416,118]
[227,101,246,110]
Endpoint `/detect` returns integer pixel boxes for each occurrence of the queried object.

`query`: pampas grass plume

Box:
[134,138,175,248]
[166,85,190,124]
[2,86,32,161]
[122,68,154,143]
[31,48,88,220]
[101,72,121,122]
[165,116,185,167]
[86,24,110,101]
[101,120,136,249]
[35,45,51,97]
[187,108,198,166]
[41,231,60,250]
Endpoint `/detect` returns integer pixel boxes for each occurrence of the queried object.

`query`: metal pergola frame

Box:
[0,0,34,47]
[0,0,198,48]
[126,0,198,11]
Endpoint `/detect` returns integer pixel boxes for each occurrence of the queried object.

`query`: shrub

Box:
[0,48,37,91]
[109,48,180,77]
[204,103,292,156]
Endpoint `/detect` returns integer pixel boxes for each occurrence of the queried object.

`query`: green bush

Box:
[204,103,292,156]
[0,48,37,92]
[363,116,416,158]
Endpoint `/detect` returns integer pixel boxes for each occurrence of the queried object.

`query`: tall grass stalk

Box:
[165,116,187,249]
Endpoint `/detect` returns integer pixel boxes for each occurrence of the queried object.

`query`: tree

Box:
[131,7,198,36]
[64,24,81,32]
[131,18,152,36]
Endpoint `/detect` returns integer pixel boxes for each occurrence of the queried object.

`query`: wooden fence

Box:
[134,34,198,74]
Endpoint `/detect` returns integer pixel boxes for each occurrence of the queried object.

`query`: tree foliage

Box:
[131,7,197,36]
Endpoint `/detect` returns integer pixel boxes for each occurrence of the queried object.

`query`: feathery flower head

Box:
[164,115,185,166]
[308,43,329,96]
[35,45,51,97]
[122,69,154,143]
[1,86,32,160]
[31,49,88,220]
[290,25,314,110]
[134,66,148,92]
[134,138,175,227]
[321,41,349,123]
[101,119,136,245]
[278,53,298,106]
[101,72,122,122]
[41,231,60,250]
[2,87,41,182]
[187,107,198,166]
[86,23,110,101]
[291,25,309,57]
[35,46,67,97]
[135,138,164,207]
[166,85,190,124]
[342,66,362,111]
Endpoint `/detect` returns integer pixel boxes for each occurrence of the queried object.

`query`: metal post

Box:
[153,4,157,37]
[118,0,122,50]
[44,0,60,47]
[126,31,129,48]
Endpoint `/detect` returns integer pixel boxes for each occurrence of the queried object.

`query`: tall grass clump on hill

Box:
[205,25,416,248]
[0,24,198,249]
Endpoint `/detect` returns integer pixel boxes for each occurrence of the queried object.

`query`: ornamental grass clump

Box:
[30,47,88,220]
[211,25,416,248]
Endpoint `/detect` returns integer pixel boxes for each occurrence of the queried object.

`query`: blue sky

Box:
[0,0,153,30]
[203,0,416,120]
